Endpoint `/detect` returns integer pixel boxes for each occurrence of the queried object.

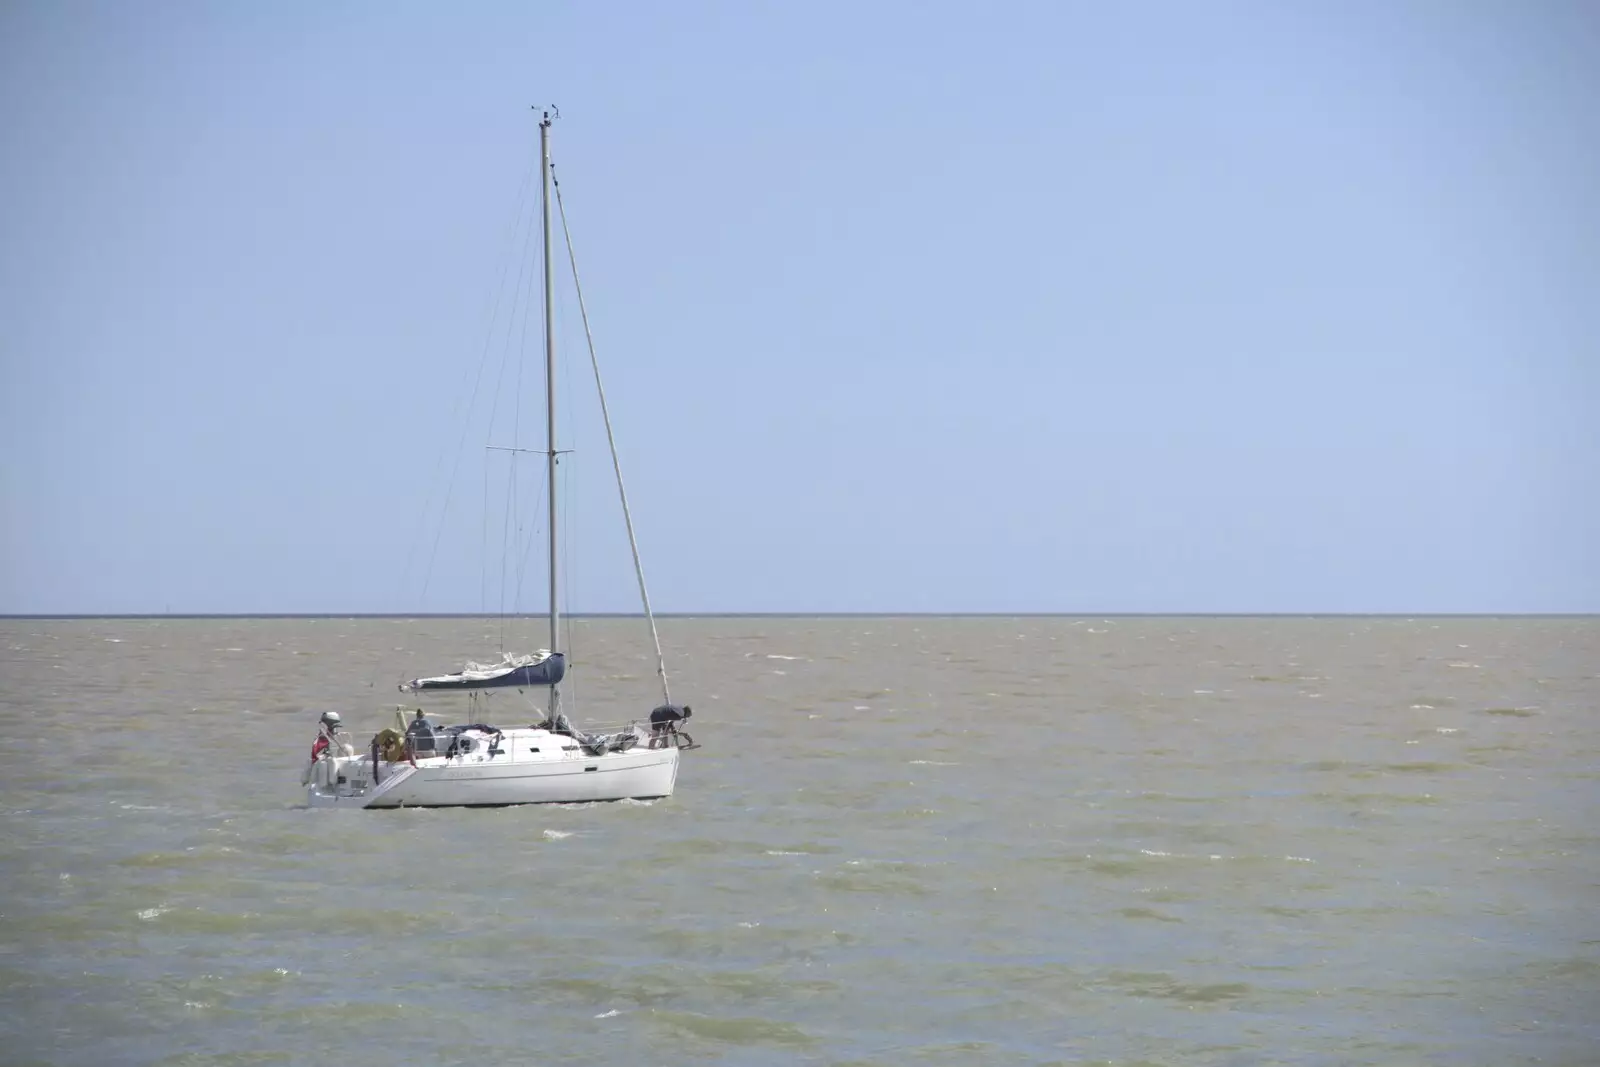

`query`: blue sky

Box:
[2,1,1595,614]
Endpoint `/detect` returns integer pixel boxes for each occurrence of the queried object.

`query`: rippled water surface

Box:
[2,615,1597,1066]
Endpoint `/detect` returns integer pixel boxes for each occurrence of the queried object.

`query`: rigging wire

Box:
[550,158,673,707]
[388,121,673,724]
[555,222,581,713]
[372,136,536,690]
[561,452,578,718]
[484,152,545,648]
[497,452,516,648]
[480,455,490,616]
[510,454,549,630]
[501,139,546,643]
[411,138,542,613]
[510,247,560,629]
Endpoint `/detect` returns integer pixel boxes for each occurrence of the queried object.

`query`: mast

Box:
[540,110,560,705]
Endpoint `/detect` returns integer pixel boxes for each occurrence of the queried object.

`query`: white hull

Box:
[306,725,681,809]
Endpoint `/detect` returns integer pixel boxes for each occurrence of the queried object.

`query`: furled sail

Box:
[400,651,566,693]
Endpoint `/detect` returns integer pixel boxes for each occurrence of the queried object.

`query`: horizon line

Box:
[2,611,1596,621]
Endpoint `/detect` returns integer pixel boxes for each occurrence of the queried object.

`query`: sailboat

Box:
[305,111,694,809]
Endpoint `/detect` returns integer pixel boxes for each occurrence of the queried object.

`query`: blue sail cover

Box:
[401,652,566,693]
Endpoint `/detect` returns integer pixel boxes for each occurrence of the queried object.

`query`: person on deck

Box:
[405,709,439,757]
[648,704,692,747]
[309,710,344,762]
[304,711,356,787]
